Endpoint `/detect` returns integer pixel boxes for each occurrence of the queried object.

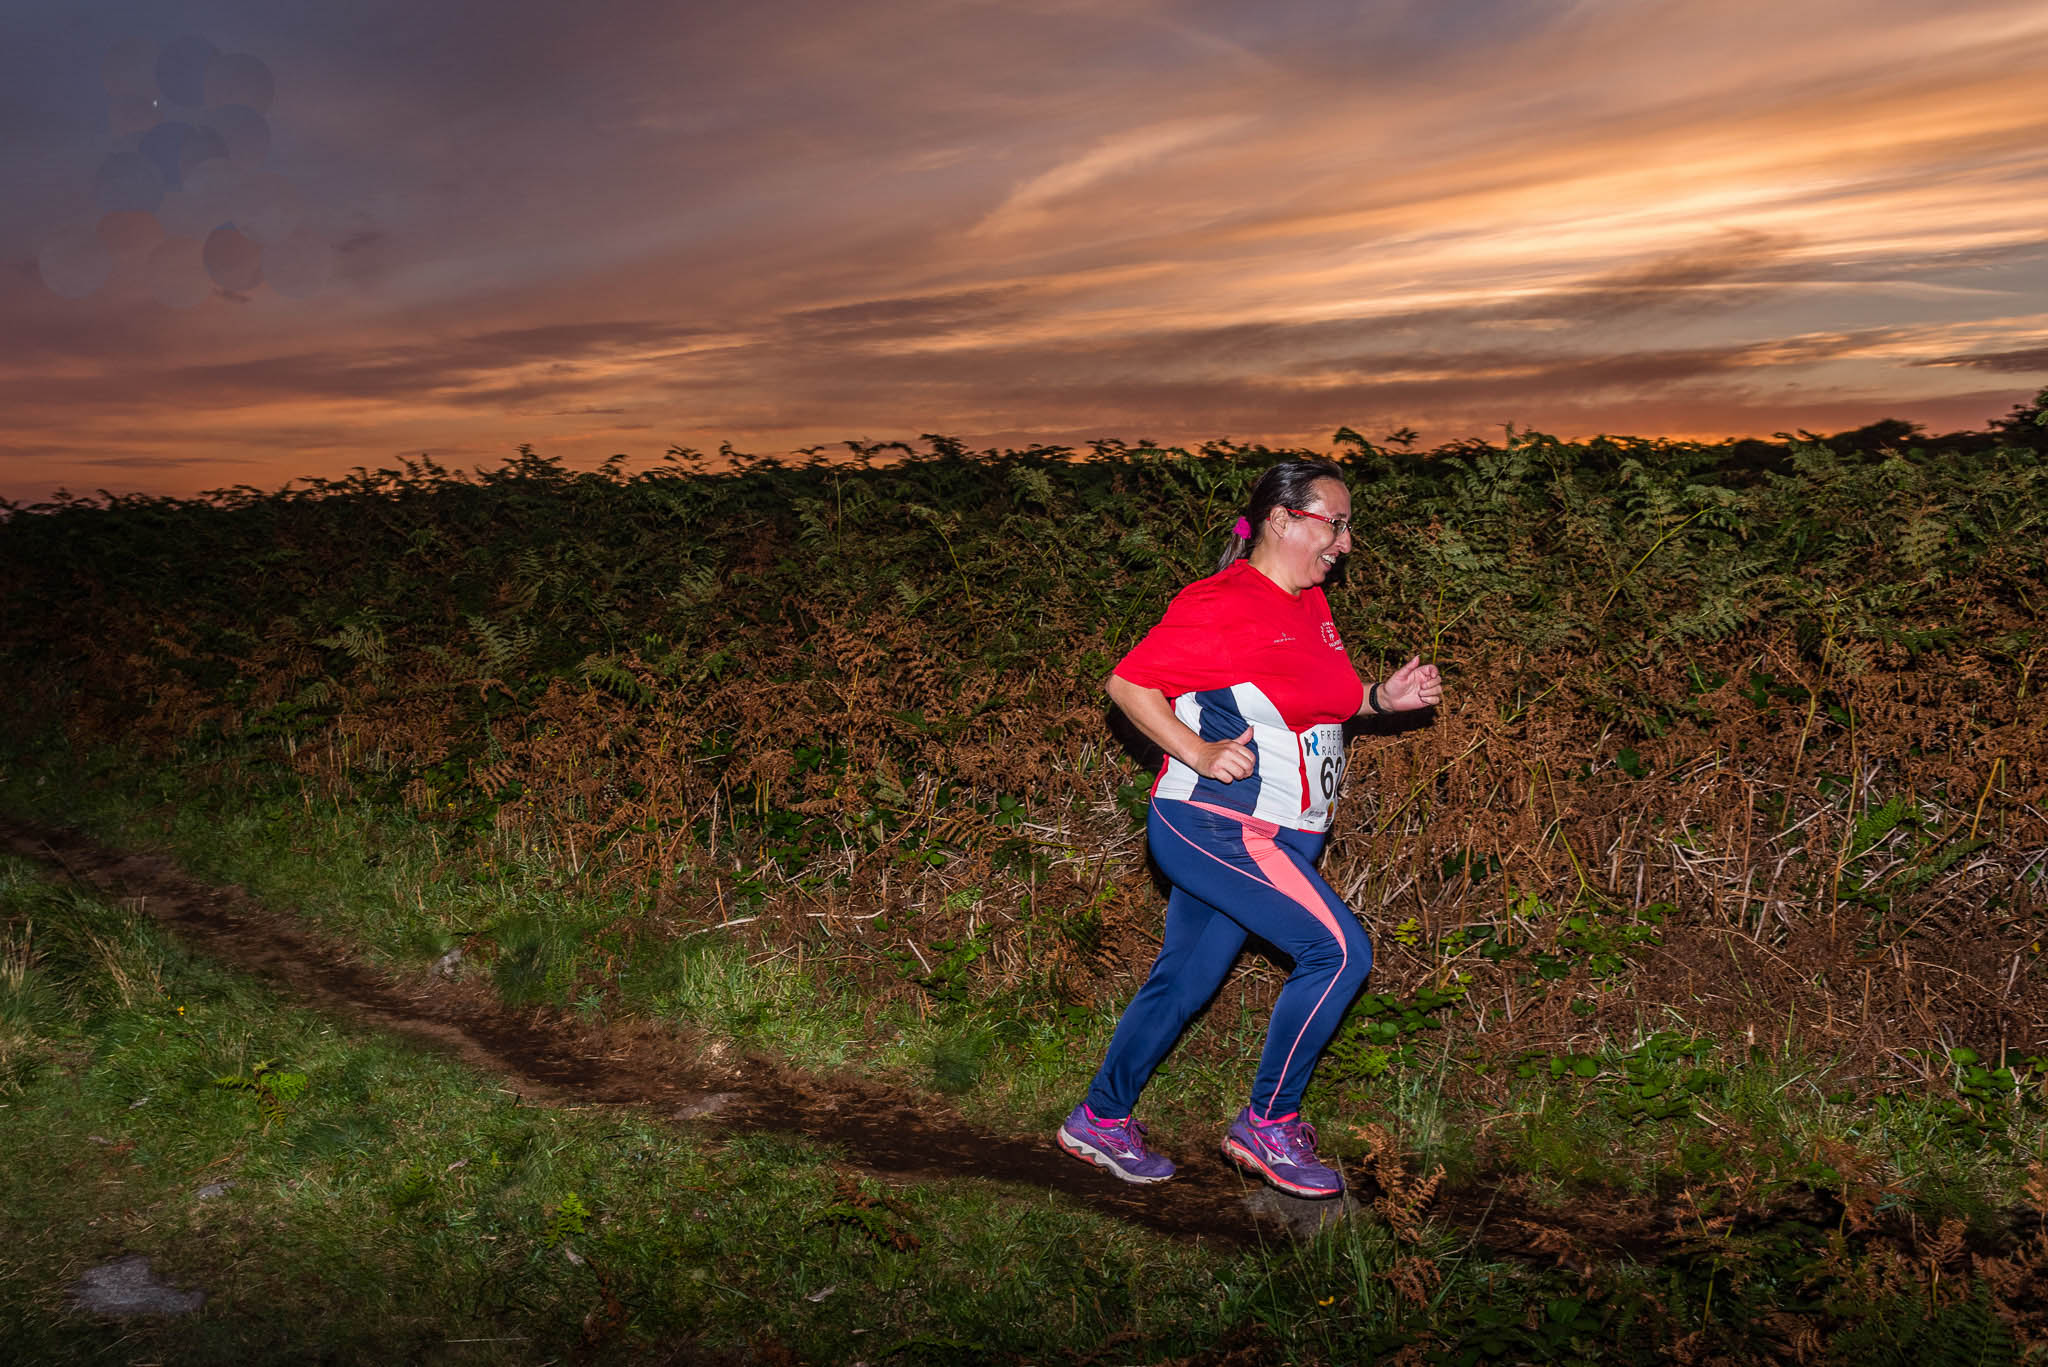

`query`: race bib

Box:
[1299,722,1348,829]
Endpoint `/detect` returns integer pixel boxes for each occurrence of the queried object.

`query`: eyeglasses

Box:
[1285,507,1352,536]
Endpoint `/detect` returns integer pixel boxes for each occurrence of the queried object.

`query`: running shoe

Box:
[1222,1107,1344,1198]
[1056,1104,1176,1184]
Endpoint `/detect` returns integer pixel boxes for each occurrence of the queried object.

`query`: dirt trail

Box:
[0,816,1772,1260]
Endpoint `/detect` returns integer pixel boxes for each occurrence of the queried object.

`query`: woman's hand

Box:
[1375,655,1443,712]
[1192,726,1256,783]
[1107,675,1257,783]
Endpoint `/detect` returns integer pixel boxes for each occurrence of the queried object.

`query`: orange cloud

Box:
[4,0,2046,501]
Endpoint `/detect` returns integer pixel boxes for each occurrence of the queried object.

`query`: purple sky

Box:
[4,0,2047,500]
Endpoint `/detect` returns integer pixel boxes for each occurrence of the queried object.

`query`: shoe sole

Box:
[1056,1125,1173,1184]
[1222,1135,1343,1199]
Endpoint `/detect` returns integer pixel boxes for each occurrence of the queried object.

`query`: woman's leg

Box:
[1238,823,1373,1120]
[1146,800,1373,1121]
[1083,806,1251,1116]
[1060,805,1252,1184]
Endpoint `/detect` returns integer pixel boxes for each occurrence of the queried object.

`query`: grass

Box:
[7,845,1820,1366]
[7,751,2048,1362]
[1,853,1271,1363]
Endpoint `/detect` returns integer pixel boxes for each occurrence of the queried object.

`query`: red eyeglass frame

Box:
[1284,506,1352,535]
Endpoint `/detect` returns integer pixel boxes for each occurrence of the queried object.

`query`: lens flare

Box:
[230,173,304,244]
[203,103,271,168]
[203,53,275,114]
[101,38,157,101]
[203,225,263,293]
[94,150,164,214]
[154,35,219,110]
[157,160,242,238]
[96,210,165,259]
[109,93,159,137]
[146,236,212,309]
[37,226,115,300]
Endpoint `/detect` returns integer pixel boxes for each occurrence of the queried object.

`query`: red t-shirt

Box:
[1113,560,1365,832]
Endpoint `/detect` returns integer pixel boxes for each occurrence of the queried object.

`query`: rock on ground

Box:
[1242,1185,1361,1238]
[69,1254,207,1317]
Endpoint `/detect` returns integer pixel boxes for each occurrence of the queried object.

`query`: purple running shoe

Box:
[1222,1107,1343,1198]
[1056,1104,1176,1184]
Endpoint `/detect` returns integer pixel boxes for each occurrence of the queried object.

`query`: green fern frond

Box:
[579,653,654,705]
[1899,501,1949,572]
[1008,465,1057,511]
[543,1191,590,1247]
[792,496,832,543]
[467,615,535,676]
[669,565,721,607]
[1117,527,1160,563]
[292,679,335,707]
[313,620,388,670]
[1850,794,1912,857]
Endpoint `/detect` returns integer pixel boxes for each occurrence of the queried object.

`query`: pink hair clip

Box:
[1232,516,1252,538]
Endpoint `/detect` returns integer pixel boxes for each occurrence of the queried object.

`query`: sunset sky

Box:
[4,0,2047,501]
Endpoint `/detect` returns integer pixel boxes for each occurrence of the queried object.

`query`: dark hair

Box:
[1216,459,1346,572]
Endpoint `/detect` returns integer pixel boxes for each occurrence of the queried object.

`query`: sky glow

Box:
[2,0,2046,499]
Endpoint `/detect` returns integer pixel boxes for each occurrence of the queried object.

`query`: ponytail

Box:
[1215,459,1345,573]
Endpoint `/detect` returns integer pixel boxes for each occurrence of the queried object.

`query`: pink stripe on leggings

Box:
[1173,801,1351,1121]
[1240,827,1348,1120]
[1153,803,1279,893]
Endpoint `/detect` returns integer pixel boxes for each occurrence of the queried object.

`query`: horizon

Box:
[4,0,2047,503]
[14,410,2035,513]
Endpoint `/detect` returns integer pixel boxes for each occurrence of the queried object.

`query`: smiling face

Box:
[1255,476,1353,595]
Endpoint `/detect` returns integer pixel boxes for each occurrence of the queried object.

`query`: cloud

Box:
[645,301,1918,429]
[1512,230,1806,322]
[71,454,253,469]
[972,116,1249,237]
[785,287,1033,337]
[1912,346,2048,373]
[0,319,715,412]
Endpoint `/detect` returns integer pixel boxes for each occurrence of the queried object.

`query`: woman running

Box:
[1057,459,1442,1198]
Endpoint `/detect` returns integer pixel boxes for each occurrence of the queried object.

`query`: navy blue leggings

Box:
[1084,797,1374,1122]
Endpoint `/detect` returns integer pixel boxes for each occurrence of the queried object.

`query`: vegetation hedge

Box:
[3,410,2046,1080]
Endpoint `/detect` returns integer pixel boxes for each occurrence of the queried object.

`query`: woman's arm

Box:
[1357,654,1444,717]
[1106,674,1256,783]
